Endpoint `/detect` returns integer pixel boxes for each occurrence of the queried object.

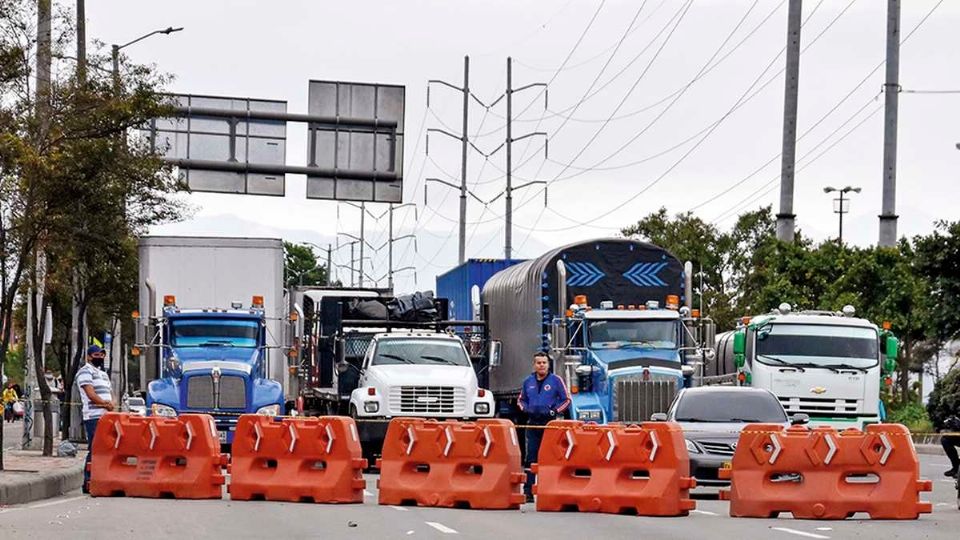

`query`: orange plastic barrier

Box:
[377,418,526,509]
[533,420,696,516]
[89,413,227,499]
[228,415,366,503]
[718,423,933,519]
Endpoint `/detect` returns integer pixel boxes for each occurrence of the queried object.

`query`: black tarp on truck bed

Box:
[481,238,684,395]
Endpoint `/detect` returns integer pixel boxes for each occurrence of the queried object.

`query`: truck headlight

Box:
[151,403,177,417]
[577,409,602,421]
[363,401,379,414]
[256,404,280,416]
[474,402,490,415]
[685,439,701,454]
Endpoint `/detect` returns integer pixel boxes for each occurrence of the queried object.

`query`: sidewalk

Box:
[1,422,86,506]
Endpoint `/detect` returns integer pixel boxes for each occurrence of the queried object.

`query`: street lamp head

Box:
[162,27,184,34]
[823,187,837,193]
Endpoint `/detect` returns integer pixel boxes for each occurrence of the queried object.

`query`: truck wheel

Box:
[351,405,380,470]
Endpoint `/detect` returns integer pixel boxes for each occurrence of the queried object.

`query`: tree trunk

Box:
[61,296,88,440]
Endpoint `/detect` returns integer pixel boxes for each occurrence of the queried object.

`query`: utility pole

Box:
[427,57,546,263]
[359,202,366,287]
[76,0,86,83]
[458,57,469,265]
[427,56,470,265]
[385,203,416,291]
[504,57,547,260]
[879,0,901,247]
[350,242,356,287]
[326,244,332,285]
[505,57,513,260]
[776,0,802,243]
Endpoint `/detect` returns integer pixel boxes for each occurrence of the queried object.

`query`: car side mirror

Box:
[488,340,502,368]
[650,413,668,422]
[790,413,810,426]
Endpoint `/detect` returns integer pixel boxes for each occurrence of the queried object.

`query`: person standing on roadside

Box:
[518,351,571,502]
[3,383,18,422]
[77,345,114,494]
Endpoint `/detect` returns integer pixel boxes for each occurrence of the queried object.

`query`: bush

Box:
[926,367,960,430]
[887,401,933,433]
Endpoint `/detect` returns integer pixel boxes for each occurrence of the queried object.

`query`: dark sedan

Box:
[654,387,802,486]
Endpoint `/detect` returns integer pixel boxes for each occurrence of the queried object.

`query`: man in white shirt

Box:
[77,345,114,494]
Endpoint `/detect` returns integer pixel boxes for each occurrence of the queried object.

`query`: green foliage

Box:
[3,345,24,384]
[284,242,329,288]
[927,368,960,430]
[887,401,933,433]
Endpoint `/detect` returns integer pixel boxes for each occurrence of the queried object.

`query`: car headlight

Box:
[685,439,701,454]
[256,404,281,416]
[363,401,379,414]
[474,402,490,415]
[151,403,178,417]
[577,409,602,421]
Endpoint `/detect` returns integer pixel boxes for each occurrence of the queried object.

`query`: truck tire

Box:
[350,405,379,469]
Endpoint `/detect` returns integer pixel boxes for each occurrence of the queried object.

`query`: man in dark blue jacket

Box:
[518,351,571,501]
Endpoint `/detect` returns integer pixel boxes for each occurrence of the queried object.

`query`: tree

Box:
[284,242,329,289]
[0,0,183,465]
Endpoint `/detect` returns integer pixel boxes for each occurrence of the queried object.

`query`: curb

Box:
[916,444,944,456]
[0,462,85,506]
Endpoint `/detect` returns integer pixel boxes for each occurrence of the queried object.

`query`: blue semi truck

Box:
[465,239,716,424]
[135,236,289,446]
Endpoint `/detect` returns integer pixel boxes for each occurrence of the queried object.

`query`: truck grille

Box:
[388,386,465,415]
[779,396,860,417]
[186,375,215,409]
[185,374,247,409]
[613,379,677,423]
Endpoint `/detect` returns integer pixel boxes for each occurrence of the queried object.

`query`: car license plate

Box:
[218,431,228,443]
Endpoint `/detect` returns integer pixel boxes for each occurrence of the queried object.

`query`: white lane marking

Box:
[939,479,956,483]
[816,528,833,531]
[28,496,86,509]
[691,509,718,516]
[936,502,953,507]
[363,490,374,497]
[390,506,410,512]
[425,522,458,534]
[407,531,415,535]
[772,527,830,539]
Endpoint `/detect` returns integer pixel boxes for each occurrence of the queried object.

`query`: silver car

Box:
[654,387,806,486]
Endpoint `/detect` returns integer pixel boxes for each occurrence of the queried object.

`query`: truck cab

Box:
[557,295,713,424]
[143,295,284,445]
[725,304,898,429]
[349,332,494,421]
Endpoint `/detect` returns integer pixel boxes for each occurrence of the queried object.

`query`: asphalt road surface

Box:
[2,454,957,539]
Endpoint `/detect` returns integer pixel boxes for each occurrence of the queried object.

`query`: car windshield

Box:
[755,323,879,369]
[372,339,471,367]
[170,319,259,348]
[674,391,788,423]
[588,319,677,349]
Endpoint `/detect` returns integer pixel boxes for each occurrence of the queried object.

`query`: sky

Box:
[83,0,960,293]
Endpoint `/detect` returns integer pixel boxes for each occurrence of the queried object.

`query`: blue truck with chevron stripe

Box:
[479,238,716,425]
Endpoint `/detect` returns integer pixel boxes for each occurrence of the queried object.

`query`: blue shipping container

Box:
[436,259,526,321]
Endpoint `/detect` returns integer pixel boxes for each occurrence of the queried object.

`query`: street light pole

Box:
[823,186,861,245]
[111,26,183,93]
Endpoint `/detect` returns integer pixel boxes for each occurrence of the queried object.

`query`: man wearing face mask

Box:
[77,345,114,494]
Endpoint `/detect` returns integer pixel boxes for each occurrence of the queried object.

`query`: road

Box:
[1,453,957,539]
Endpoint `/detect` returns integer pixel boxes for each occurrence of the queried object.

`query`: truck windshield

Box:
[372,339,470,367]
[755,324,879,369]
[170,319,259,348]
[588,319,677,349]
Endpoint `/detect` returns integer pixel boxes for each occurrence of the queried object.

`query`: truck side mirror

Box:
[790,413,810,426]
[488,341,502,368]
[650,412,668,422]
